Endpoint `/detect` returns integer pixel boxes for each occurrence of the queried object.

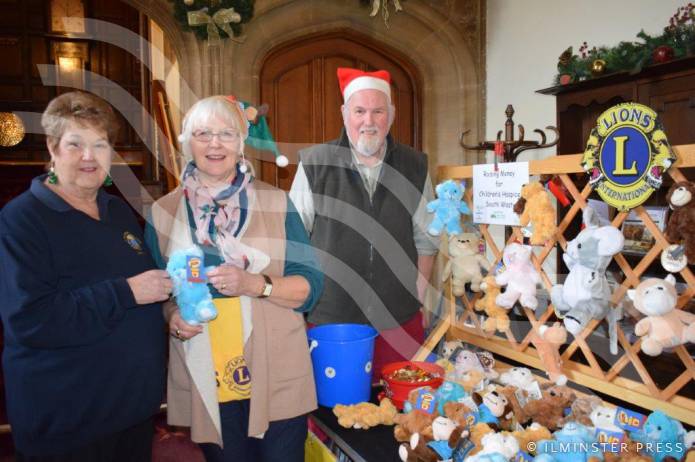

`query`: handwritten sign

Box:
[473,162,529,225]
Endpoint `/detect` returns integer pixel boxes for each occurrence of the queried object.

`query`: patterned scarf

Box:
[182,162,252,268]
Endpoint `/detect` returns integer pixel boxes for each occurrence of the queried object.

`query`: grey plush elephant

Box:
[551,207,624,354]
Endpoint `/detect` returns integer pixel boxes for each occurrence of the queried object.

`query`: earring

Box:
[48,162,58,184]
[238,151,248,173]
[103,175,113,187]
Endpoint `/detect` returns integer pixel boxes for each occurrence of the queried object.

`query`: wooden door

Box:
[259,30,421,190]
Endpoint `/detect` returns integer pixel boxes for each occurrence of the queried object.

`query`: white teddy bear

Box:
[495,243,541,310]
[499,367,536,392]
[442,233,491,294]
[465,432,520,461]
[589,405,623,433]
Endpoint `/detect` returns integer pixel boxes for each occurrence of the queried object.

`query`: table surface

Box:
[309,389,403,462]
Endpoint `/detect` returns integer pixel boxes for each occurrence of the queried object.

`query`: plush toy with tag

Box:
[665,181,695,264]
[454,349,499,380]
[166,246,217,325]
[499,367,537,393]
[471,390,512,430]
[398,416,470,462]
[394,409,438,443]
[427,180,471,236]
[628,274,695,356]
[522,384,577,431]
[551,207,624,354]
[475,275,510,333]
[442,233,491,293]
[495,243,541,310]
[630,410,687,462]
[535,421,604,462]
[513,182,558,246]
[465,432,521,462]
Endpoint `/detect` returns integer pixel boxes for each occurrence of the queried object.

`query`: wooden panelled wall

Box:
[0,0,154,209]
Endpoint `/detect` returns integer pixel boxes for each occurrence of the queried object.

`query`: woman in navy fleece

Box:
[0,91,172,461]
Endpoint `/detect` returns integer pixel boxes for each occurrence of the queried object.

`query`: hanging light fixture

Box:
[0,112,25,147]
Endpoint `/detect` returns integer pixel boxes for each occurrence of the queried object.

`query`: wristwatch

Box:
[259,274,273,298]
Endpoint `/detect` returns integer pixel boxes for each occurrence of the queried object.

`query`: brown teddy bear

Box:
[333,398,398,429]
[560,395,602,427]
[443,401,475,428]
[510,422,552,456]
[398,416,470,462]
[468,422,495,456]
[665,180,695,264]
[514,182,557,245]
[497,385,528,431]
[394,410,437,442]
[603,438,653,462]
[529,323,568,385]
[521,383,576,430]
[474,275,510,334]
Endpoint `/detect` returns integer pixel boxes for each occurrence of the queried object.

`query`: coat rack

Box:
[461,105,560,162]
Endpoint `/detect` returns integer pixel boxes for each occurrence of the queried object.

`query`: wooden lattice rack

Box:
[415,144,695,425]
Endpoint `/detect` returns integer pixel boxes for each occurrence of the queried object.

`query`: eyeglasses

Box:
[191,129,240,143]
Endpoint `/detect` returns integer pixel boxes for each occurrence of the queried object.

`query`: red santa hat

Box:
[337,67,391,104]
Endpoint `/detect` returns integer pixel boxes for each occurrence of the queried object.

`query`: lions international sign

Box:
[581,103,676,211]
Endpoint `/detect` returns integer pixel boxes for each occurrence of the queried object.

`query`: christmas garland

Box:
[555,3,695,85]
[172,0,254,41]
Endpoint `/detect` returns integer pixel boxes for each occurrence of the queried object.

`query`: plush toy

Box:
[535,422,604,462]
[514,182,558,246]
[440,340,465,361]
[442,233,491,294]
[333,398,398,429]
[495,243,541,310]
[166,246,217,324]
[443,401,475,428]
[453,369,486,394]
[551,207,624,355]
[630,410,687,462]
[403,386,438,414]
[434,381,469,416]
[475,276,510,333]
[562,395,603,427]
[471,390,512,430]
[665,181,695,264]
[589,405,623,433]
[465,432,521,462]
[627,274,695,356]
[499,367,537,393]
[497,386,528,431]
[394,409,438,442]
[454,349,499,380]
[469,422,495,456]
[427,179,471,236]
[511,422,552,456]
[603,438,653,462]
[398,416,470,462]
[522,384,576,431]
[529,323,568,385]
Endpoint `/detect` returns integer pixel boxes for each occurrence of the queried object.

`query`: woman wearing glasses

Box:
[146,95,322,462]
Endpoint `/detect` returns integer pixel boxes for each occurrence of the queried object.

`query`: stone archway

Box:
[117,0,484,168]
[226,0,485,168]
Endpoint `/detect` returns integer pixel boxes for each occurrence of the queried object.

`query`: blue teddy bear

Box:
[166,246,217,325]
[630,410,686,462]
[427,180,470,236]
[534,422,603,462]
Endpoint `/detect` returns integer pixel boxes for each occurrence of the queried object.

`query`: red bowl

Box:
[380,361,445,410]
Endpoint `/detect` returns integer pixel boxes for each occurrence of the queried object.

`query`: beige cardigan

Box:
[150,180,317,446]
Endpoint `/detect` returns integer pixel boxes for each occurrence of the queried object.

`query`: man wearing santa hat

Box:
[289,67,438,374]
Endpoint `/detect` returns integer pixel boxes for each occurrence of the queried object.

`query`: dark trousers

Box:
[15,417,154,462]
[199,400,307,462]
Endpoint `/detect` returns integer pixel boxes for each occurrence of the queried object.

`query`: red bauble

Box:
[653,45,675,64]
[559,74,573,85]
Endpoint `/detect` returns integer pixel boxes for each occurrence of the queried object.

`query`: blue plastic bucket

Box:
[307,324,378,407]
